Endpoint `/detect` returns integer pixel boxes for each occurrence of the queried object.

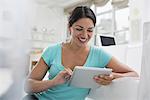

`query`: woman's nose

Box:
[82,30,88,37]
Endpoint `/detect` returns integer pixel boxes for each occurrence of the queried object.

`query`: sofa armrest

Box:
[86,77,139,100]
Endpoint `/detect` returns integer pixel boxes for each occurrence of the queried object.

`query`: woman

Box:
[24,6,138,100]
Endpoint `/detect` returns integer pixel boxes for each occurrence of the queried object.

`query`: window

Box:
[115,7,129,44]
[93,1,129,44]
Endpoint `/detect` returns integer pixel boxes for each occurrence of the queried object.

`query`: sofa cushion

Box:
[86,77,139,100]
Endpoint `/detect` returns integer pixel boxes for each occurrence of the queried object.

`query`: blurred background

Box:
[0,0,149,100]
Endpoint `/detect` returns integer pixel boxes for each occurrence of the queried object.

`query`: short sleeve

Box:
[99,48,112,67]
[89,46,112,68]
[41,44,58,67]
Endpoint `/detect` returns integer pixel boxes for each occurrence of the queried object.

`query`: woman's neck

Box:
[68,41,89,53]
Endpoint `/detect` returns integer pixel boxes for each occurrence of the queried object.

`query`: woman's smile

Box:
[78,37,87,43]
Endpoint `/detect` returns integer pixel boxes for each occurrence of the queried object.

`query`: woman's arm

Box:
[107,57,139,79]
[94,57,139,85]
[24,58,55,93]
[25,58,72,93]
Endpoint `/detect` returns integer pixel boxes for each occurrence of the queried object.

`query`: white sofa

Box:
[86,77,139,100]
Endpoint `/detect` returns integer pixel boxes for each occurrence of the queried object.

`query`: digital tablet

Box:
[68,66,112,88]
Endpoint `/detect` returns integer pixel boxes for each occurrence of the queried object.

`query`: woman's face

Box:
[69,18,94,47]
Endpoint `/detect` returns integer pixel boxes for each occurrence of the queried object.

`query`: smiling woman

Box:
[69,18,94,47]
[24,6,138,100]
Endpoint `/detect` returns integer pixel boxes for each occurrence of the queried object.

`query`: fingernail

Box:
[99,75,104,78]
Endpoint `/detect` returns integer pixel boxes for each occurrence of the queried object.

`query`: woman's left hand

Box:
[93,74,114,85]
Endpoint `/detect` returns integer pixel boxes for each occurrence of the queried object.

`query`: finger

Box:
[59,70,69,78]
[109,74,115,80]
[95,77,112,84]
[103,74,114,81]
[61,70,68,75]
[103,76,113,81]
[98,74,104,78]
[64,75,71,80]
[66,67,73,74]
[64,75,71,78]
[99,81,112,85]
[62,69,72,80]
[98,75,114,81]
[95,78,112,85]
[64,68,73,75]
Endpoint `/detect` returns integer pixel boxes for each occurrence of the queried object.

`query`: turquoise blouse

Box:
[34,43,112,100]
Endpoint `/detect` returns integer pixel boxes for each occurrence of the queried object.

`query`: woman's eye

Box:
[87,30,93,32]
[75,28,83,31]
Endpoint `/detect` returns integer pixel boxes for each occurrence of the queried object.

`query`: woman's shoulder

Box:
[90,45,103,52]
[90,45,111,56]
[41,43,61,60]
[44,43,61,51]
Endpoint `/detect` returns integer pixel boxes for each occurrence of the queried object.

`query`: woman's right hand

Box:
[52,68,73,86]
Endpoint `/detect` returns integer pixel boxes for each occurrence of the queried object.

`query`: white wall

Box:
[137,0,150,99]
[31,4,67,49]
[0,0,32,39]
[142,0,150,23]
[126,44,142,74]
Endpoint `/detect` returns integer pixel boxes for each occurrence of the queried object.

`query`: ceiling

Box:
[35,0,83,8]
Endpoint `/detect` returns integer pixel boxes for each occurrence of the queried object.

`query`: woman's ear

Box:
[66,26,72,42]
[68,26,72,35]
